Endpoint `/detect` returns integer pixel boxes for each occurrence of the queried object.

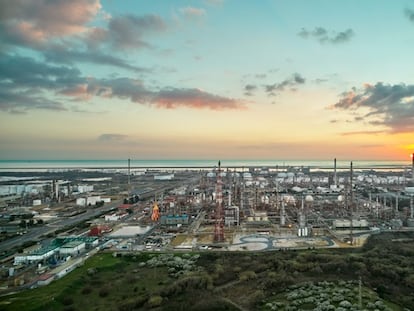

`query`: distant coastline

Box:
[0,159,410,172]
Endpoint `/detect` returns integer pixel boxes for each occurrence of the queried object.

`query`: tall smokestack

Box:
[350,161,353,206]
[334,158,337,187]
[214,160,224,242]
[412,153,414,182]
[395,193,399,216]
[128,158,131,196]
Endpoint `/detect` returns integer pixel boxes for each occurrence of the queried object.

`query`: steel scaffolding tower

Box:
[214,161,225,242]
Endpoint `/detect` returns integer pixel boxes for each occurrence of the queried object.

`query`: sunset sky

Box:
[1,0,414,160]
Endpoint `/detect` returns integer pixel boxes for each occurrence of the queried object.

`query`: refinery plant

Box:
[0,157,413,291]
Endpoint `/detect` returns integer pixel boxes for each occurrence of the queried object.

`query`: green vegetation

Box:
[1,232,414,311]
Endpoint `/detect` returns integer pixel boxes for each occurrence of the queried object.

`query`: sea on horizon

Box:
[0,159,411,172]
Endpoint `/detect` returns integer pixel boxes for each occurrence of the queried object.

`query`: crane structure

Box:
[214,161,225,243]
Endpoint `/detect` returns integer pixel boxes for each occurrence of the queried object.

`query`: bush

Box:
[99,286,110,297]
[61,296,74,306]
[148,295,163,307]
[81,286,92,295]
[239,270,257,281]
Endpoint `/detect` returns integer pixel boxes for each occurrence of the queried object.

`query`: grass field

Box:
[1,232,413,311]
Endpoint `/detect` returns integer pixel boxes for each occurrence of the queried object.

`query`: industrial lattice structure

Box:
[214,161,225,242]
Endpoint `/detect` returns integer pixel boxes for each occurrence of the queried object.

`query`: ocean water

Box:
[0,159,410,172]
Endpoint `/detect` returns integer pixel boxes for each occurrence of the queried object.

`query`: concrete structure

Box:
[14,246,59,265]
[160,214,189,226]
[76,185,94,193]
[37,273,54,286]
[76,197,86,206]
[224,206,239,226]
[154,174,174,181]
[86,196,101,206]
[333,219,369,229]
[54,236,98,249]
[59,241,85,256]
[105,213,122,221]
[109,225,152,238]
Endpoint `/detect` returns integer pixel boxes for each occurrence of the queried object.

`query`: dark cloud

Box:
[0,85,67,113]
[98,77,151,102]
[405,8,414,22]
[0,53,82,112]
[43,46,148,73]
[98,134,128,141]
[0,1,166,71]
[0,51,244,113]
[59,77,246,111]
[298,27,354,44]
[244,84,257,96]
[264,73,306,96]
[101,14,166,49]
[293,73,305,84]
[0,53,83,90]
[331,82,414,133]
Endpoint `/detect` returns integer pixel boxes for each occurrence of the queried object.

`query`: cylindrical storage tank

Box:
[305,195,314,202]
[303,227,308,237]
[76,198,86,206]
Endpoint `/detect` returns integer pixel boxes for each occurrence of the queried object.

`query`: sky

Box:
[1,0,414,161]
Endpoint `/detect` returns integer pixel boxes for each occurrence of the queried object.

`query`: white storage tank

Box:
[76,198,86,206]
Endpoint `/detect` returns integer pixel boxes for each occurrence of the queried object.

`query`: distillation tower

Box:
[214,161,225,242]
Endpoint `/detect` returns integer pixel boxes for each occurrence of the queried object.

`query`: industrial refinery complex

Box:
[0,157,414,292]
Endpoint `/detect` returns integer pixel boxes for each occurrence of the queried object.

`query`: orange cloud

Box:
[152,88,247,110]
[0,0,101,44]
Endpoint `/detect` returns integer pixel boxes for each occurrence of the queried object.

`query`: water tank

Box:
[305,195,314,202]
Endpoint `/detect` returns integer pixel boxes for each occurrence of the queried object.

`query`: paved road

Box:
[0,200,121,253]
[0,174,195,254]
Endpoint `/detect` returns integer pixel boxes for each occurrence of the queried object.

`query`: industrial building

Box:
[14,246,59,265]
[59,241,86,257]
[160,214,189,226]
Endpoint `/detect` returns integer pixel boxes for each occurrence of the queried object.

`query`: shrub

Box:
[239,270,257,281]
[81,286,92,295]
[99,286,110,297]
[61,296,74,306]
[148,295,163,307]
